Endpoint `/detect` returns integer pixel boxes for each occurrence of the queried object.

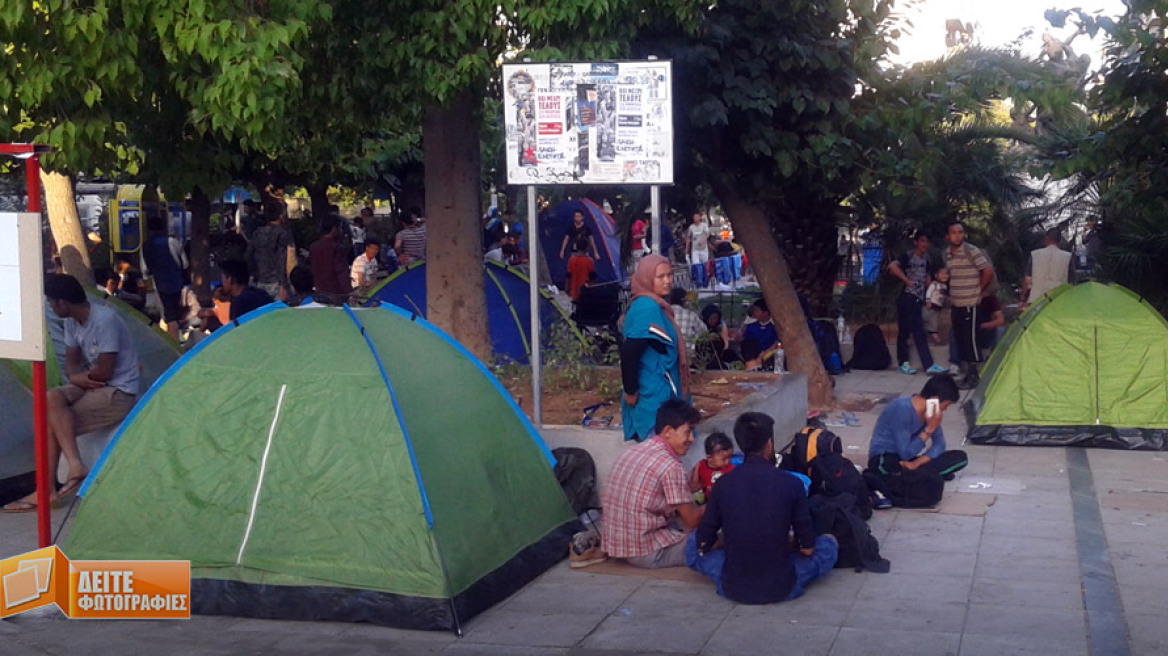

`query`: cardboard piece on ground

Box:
[579,558,711,586]
[908,492,997,516]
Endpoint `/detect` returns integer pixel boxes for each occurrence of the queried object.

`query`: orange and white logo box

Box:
[1,546,189,620]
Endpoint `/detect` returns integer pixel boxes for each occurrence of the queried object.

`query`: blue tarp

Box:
[364,260,576,365]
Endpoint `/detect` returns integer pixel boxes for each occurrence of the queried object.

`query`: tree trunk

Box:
[423,90,491,361]
[711,179,834,408]
[188,187,213,307]
[306,183,330,231]
[41,170,94,288]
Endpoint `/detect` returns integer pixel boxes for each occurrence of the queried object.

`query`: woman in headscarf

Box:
[620,254,689,441]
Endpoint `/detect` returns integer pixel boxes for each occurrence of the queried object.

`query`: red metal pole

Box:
[26,154,52,548]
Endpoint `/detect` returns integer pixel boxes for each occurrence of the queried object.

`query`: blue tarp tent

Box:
[364,260,578,364]
[539,199,624,285]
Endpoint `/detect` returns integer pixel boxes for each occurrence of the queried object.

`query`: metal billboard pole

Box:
[527,185,541,427]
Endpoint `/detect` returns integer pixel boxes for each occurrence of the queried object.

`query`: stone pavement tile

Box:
[580,607,727,654]
[1114,581,1168,614]
[957,633,1088,656]
[444,644,568,656]
[1098,508,1166,526]
[615,580,734,617]
[717,588,855,627]
[891,511,985,532]
[461,608,605,648]
[880,530,980,555]
[502,577,643,614]
[973,553,1082,586]
[1099,516,1168,546]
[272,631,449,655]
[335,621,459,645]
[856,573,971,605]
[969,577,1083,611]
[830,627,959,656]
[877,548,976,578]
[865,510,897,542]
[964,603,1086,643]
[1126,612,1168,655]
[984,495,1073,522]
[980,515,1074,538]
[808,568,866,598]
[844,598,967,633]
[977,534,1079,562]
[1016,475,1071,492]
[700,613,839,656]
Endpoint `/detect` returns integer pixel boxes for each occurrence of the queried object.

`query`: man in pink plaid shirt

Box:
[602,400,705,568]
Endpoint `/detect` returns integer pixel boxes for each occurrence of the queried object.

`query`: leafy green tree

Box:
[375,0,702,360]
[640,0,901,406]
[1047,3,1168,310]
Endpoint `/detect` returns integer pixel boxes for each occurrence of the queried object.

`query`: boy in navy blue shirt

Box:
[686,412,837,603]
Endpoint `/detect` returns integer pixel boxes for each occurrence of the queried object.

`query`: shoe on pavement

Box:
[898,362,917,375]
[569,530,607,569]
[925,364,948,375]
[872,491,893,510]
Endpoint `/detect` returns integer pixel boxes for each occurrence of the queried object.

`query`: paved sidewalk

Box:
[4,369,1167,655]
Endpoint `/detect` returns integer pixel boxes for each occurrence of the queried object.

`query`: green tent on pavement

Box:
[965,282,1168,449]
[64,303,575,631]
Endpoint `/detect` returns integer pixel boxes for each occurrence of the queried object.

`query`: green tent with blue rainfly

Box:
[964,282,1168,449]
[64,303,576,632]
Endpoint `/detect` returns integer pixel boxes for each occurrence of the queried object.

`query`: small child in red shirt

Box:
[689,432,735,503]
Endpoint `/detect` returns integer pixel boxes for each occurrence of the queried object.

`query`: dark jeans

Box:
[951,305,980,365]
[685,532,838,602]
[869,451,969,479]
[896,293,933,368]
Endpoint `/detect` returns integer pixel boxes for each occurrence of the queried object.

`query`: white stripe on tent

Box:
[237,384,287,566]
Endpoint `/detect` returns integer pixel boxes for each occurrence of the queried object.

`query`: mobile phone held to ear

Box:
[926,398,940,418]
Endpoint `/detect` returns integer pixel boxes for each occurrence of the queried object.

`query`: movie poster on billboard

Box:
[503,60,672,185]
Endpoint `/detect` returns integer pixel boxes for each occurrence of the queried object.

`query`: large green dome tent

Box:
[65,303,575,631]
[964,282,1168,449]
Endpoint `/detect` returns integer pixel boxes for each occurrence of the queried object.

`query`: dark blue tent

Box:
[364,260,579,364]
[539,199,625,286]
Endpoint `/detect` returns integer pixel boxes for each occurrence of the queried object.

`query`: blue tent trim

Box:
[80,301,286,497]
[373,303,559,468]
[364,259,579,365]
[344,306,436,527]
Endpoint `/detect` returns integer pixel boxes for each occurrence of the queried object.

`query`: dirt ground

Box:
[498,367,782,427]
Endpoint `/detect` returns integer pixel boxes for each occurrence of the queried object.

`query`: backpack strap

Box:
[804,427,822,474]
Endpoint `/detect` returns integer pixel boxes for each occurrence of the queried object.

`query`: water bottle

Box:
[837,315,846,340]
[774,343,785,373]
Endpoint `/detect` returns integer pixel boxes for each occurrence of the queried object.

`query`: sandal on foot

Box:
[56,474,87,500]
[2,500,37,514]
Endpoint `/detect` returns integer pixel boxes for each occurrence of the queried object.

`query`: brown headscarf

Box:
[624,254,690,396]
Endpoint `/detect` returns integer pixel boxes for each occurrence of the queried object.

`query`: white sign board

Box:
[502,61,673,185]
[0,212,45,361]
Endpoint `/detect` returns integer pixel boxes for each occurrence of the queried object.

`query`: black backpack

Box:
[812,319,844,374]
[782,426,842,476]
[847,323,891,371]
[808,493,890,573]
[863,468,944,509]
[782,427,872,520]
[552,447,600,516]
[809,454,874,520]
